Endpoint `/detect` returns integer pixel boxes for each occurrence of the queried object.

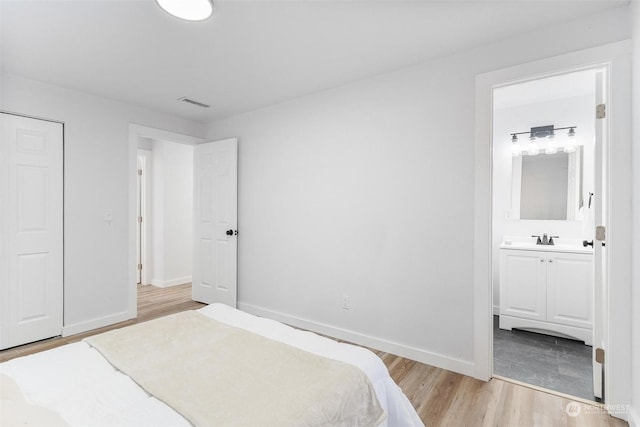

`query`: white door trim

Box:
[136,149,152,285]
[128,124,204,318]
[473,40,632,418]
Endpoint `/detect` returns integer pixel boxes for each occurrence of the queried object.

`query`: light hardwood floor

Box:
[0,283,627,427]
[0,283,205,363]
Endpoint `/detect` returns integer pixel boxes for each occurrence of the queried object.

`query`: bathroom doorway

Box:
[490,68,605,402]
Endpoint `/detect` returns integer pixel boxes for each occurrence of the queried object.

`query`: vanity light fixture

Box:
[156,0,214,21]
[509,125,579,157]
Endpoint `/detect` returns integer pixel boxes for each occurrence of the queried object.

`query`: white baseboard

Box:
[150,276,192,288]
[625,405,639,427]
[238,302,475,378]
[62,310,131,337]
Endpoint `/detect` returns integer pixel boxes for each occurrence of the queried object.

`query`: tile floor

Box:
[493,316,597,401]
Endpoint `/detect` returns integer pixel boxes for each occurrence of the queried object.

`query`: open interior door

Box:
[192,138,238,307]
[592,70,607,400]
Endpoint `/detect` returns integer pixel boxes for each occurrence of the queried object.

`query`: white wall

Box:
[0,72,204,334]
[492,92,596,311]
[1,3,635,416]
[630,3,640,426]
[149,139,193,287]
[205,7,631,374]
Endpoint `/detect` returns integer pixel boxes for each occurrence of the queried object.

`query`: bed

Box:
[1,303,424,426]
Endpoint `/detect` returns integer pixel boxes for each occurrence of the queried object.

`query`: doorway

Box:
[490,69,602,401]
[474,40,632,418]
[127,125,203,319]
[127,125,240,318]
[135,137,194,288]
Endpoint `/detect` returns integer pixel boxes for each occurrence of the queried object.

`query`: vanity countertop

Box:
[500,237,593,254]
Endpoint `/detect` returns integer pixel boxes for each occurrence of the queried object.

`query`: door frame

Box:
[136,149,152,285]
[473,40,632,417]
[128,124,203,318]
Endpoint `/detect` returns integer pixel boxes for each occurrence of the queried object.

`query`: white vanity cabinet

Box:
[499,245,593,345]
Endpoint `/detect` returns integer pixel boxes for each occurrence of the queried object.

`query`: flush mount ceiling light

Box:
[156,0,213,21]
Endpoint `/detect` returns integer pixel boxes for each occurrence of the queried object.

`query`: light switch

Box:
[104,209,113,222]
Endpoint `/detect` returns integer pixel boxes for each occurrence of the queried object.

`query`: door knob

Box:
[583,240,593,247]
[226,229,233,236]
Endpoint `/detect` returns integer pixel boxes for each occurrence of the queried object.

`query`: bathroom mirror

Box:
[511,147,583,220]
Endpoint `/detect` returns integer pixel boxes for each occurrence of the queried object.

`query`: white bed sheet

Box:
[1,304,423,427]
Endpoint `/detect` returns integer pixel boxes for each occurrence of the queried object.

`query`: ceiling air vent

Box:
[178,97,210,108]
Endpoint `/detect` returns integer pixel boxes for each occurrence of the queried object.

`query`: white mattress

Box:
[1,304,424,427]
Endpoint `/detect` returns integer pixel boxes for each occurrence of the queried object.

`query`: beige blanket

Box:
[85,311,385,427]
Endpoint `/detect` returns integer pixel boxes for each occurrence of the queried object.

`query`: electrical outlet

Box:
[342,295,350,310]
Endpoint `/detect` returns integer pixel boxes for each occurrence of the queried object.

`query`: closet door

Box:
[0,113,63,350]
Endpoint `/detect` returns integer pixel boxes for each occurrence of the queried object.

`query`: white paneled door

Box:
[0,113,63,350]
[192,139,238,307]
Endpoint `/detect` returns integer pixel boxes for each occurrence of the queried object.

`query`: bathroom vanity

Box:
[499,240,593,345]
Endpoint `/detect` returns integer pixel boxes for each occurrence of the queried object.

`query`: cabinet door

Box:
[546,252,593,329]
[500,250,546,321]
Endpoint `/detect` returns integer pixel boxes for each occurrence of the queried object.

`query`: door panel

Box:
[546,253,593,328]
[17,253,48,321]
[1,113,63,350]
[192,138,237,306]
[500,250,546,321]
[17,165,48,230]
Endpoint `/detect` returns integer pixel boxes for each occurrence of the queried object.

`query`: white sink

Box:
[500,238,593,254]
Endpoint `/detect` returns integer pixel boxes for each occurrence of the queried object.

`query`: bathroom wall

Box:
[492,78,596,311]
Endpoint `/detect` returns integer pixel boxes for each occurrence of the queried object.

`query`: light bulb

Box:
[545,135,558,154]
[526,141,539,156]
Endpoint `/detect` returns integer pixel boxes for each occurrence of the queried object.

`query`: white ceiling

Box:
[0,0,626,123]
